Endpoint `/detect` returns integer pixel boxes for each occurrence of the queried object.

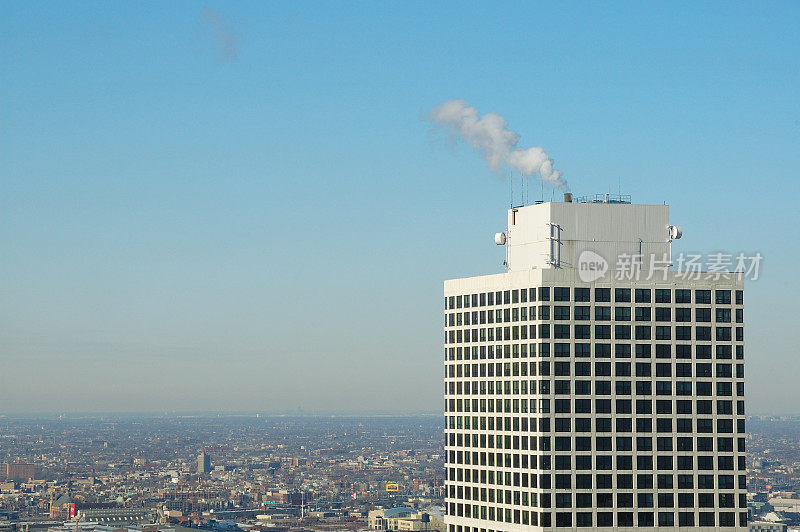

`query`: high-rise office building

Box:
[197,452,211,475]
[443,195,746,531]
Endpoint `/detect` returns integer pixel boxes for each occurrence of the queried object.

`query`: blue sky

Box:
[1,1,798,414]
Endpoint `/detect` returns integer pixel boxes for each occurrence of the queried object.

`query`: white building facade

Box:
[443,197,746,531]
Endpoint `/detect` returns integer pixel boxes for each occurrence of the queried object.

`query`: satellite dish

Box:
[494,232,506,245]
[669,225,682,240]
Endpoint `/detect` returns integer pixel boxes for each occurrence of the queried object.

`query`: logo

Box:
[578,250,608,282]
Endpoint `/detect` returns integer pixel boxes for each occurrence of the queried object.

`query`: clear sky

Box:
[1,1,798,415]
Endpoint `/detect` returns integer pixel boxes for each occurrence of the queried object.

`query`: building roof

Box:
[53,495,75,506]
[383,507,414,518]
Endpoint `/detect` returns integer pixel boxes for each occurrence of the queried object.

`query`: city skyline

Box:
[2,1,799,415]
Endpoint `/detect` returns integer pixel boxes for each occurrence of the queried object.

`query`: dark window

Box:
[538,287,550,301]
[574,325,591,339]
[574,287,590,302]
[617,493,634,507]
[656,381,672,396]
[595,288,611,302]
[595,306,611,321]
[553,306,570,320]
[615,325,631,339]
[635,288,651,303]
[553,287,570,301]
[554,343,570,357]
[636,399,652,414]
[655,307,671,321]
[555,512,571,527]
[618,512,633,527]
[675,382,692,395]
[678,493,694,509]
[595,325,611,339]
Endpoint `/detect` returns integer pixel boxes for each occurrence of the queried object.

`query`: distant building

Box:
[75,506,157,525]
[369,507,444,532]
[3,462,36,481]
[49,494,75,518]
[768,498,800,513]
[197,452,211,474]
[262,490,303,505]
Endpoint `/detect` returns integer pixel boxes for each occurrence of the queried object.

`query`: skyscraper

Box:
[443,194,746,531]
[197,452,211,475]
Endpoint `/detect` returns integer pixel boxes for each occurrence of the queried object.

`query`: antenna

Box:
[618,176,621,197]
[523,175,527,206]
[509,169,513,208]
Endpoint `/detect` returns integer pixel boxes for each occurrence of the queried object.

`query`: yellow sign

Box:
[386,483,399,492]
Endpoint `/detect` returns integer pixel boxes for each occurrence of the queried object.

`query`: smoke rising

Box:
[430,99,567,191]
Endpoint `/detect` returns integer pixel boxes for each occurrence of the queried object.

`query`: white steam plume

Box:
[429,99,567,191]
